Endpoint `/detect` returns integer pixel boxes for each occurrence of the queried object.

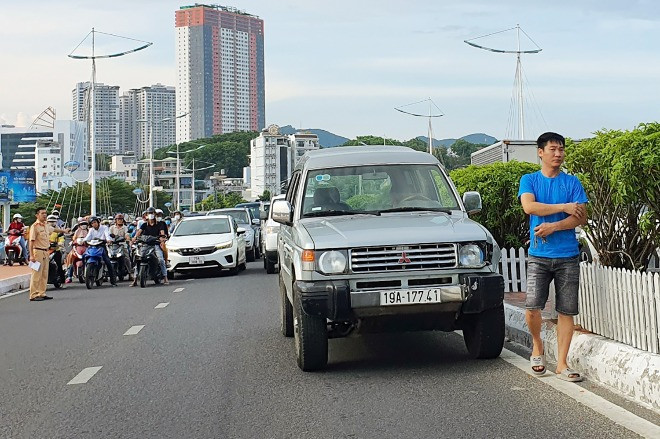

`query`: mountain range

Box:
[278,125,497,148]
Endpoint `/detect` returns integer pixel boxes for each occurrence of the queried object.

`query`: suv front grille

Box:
[350,244,457,272]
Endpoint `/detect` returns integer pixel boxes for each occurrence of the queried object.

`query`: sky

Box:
[1,0,659,142]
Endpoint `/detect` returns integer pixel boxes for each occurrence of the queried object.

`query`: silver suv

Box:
[272,146,504,371]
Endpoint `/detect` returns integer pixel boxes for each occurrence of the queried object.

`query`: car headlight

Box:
[318,251,347,274]
[167,246,180,254]
[215,241,233,250]
[459,244,484,267]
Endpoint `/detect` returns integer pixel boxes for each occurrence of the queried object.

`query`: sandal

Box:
[557,368,583,382]
[530,355,546,375]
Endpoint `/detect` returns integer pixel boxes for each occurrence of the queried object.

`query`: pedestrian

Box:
[518,132,588,382]
[28,207,69,301]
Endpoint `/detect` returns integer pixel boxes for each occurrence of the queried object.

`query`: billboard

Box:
[0,169,37,203]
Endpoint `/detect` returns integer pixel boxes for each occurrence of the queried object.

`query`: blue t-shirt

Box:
[518,171,588,258]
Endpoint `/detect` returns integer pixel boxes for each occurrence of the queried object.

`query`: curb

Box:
[0,274,31,297]
[505,302,660,413]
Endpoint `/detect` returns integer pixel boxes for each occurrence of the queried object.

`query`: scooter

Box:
[136,235,163,288]
[70,238,87,283]
[4,229,26,266]
[107,235,129,281]
[84,239,107,290]
[47,247,64,289]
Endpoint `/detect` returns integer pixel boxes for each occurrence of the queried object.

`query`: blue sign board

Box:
[0,169,37,203]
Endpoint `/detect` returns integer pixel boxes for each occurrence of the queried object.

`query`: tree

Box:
[564,124,660,270]
[450,161,541,248]
[198,191,246,211]
[258,190,272,201]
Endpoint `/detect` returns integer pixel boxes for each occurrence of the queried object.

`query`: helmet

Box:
[145,207,156,214]
[115,213,125,220]
[47,214,57,222]
[78,219,88,226]
[13,213,23,219]
[77,216,84,223]
[52,209,60,216]
[89,216,100,224]
[155,209,164,215]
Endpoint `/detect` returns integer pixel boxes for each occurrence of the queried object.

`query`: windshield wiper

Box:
[379,207,453,214]
[303,210,381,218]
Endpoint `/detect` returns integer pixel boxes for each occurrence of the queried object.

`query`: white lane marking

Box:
[0,288,30,300]
[185,278,195,282]
[154,302,169,309]
[173,287,185,293]
[500,348,660,439]
[123,325,145,336]
[67,366,102,385]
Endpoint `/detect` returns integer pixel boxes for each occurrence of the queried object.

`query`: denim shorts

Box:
[526,255,580,316]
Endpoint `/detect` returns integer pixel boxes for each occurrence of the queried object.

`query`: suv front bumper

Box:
[293,273,503,321]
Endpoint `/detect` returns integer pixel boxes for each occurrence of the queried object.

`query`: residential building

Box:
[72,81,120,155]
[175,4,265,143]
[119,84,176,157]
[111,154,138,184]
[249,125,319,198]
[34,139,74,192]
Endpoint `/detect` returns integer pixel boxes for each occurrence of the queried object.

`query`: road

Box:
[0,262,658,438]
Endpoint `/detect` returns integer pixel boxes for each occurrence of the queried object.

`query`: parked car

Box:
[235,202,263,252]
[166,215,247,278]
[207,208,260,261]
[260,195,284,273]
[273,145,504,371]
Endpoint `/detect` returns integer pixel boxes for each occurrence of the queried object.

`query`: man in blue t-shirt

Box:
[518,132,588,383]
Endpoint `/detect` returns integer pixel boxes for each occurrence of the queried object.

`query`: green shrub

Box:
[450,161,540,248]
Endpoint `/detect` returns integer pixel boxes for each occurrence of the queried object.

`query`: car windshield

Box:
[173,218,231,236]
[237,205,259,220]
[216,210,250,224]
[301,164,459,218]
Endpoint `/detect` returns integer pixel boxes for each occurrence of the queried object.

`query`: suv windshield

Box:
[173,218,231,236]
[215,209,250,224]
[301,164,459,217]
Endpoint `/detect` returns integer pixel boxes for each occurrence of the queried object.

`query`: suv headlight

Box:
[215,241,232,250]
[459,244,485,267]
[318,251,347,274]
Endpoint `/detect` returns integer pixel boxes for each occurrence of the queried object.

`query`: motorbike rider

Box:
[155,209,170,264]
[109,213,133,281]
[131,207,169,286]
[47,214,66,283]
[169,210,184,234]
[65,217,89,283]
[7,213,29,262]
[51,209,66,229]
[83,216,117,286]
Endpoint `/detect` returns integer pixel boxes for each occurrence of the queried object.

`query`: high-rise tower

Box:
[175,4,265,143]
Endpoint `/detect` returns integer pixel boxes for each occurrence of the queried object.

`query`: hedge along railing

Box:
[499,247,660,354]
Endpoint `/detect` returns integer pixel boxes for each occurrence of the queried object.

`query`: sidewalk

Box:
[0,265,31,297]
[504,292,660,413]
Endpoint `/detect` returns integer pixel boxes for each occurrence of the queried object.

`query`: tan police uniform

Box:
[28,221,53,299]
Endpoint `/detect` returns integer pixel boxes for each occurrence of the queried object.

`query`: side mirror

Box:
[463,191,482,215]
[271,199,293,226]
[259,211,268,220]
[252,218,260,225]
[236,227,246,235]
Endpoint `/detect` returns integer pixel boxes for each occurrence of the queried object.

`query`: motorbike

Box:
[4,229,26,266]
[84,239,107,290]
[107,235,130,281]
[136,235,163,288]
[47,244,65,289]
[70,238,87,283]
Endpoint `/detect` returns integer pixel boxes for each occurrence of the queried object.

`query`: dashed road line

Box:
[123,325,145,336]
[499,348,660,439]
[173,287,185,293]
[155,302,169,309]
[67,366,102,385]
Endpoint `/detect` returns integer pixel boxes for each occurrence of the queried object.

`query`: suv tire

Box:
[293,290,328,371]
[463,305,505,359]
[266,256,277,274]
[279,274,294,337]
[247,247,255,262]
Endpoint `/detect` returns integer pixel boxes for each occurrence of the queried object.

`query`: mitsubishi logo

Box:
[398,251,411,264]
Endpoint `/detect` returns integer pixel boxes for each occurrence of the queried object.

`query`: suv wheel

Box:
[463,305,505,359]
[293,290,328,371]
[247,247,255,262]
[279,273,294,337]
[266,255,277,274]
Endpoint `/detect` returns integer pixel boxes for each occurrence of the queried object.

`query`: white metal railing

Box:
[499,247,660,354]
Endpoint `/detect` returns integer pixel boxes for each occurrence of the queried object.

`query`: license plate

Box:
[189,256,204,265]
[380,288,443,306]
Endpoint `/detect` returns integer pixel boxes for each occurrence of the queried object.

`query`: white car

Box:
[166,215,247,278]
[261,194,285,273]
[207,208,260,262]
